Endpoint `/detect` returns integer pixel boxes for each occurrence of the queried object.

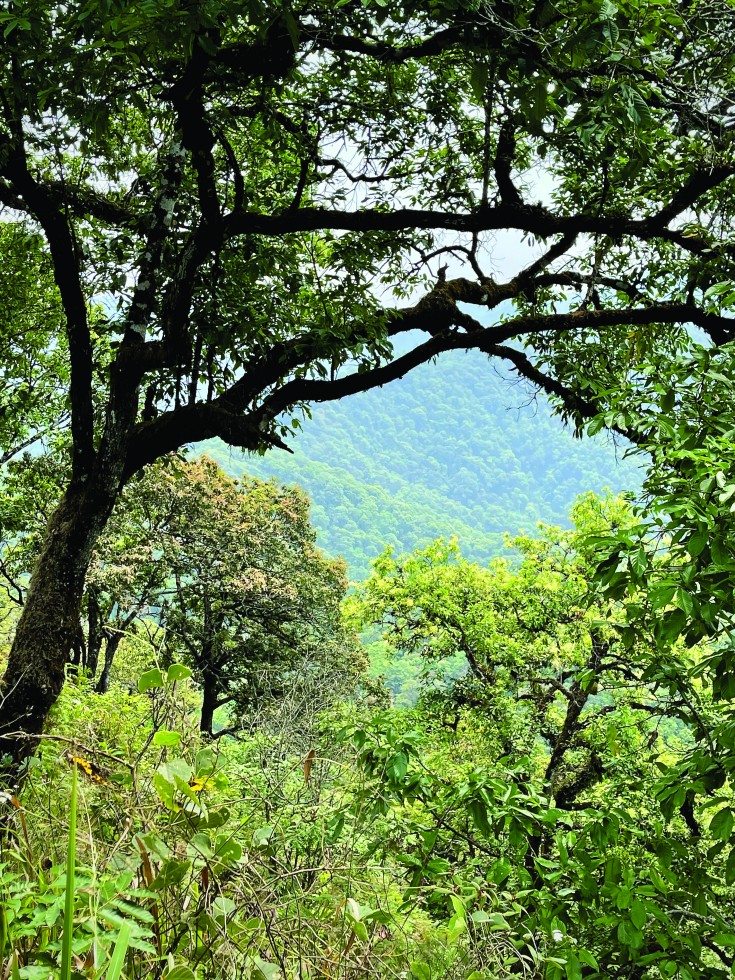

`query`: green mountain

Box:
[202,347,642,580]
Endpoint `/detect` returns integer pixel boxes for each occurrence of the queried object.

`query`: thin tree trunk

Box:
[86,586,103,678]
[0,480,116,771]
[95,632,124,695]
[200,668,218,737]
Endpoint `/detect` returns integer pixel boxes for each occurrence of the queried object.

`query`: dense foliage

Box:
[3,0,735,759]
[0,452,361,733]
[203,342,641,579]
[148,457,363,734]
[4,493,735,979]
[5,0,735,977]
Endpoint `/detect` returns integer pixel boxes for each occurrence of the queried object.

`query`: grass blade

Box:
[104,920,132,980]
[0,901,7,964]
[60,760,78,980]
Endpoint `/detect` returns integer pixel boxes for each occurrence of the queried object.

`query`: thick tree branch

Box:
[131,289,734,470]
[1,153,95,476]
[123,405,289,481]
[224,200,720,256]
[493,119,523,206]
[290,24,467,64]
[169,34,221,229]
[656,164,735,225]
[211,15,297,83]
[516,233,578,280]
[531,271,646,303]
[0,176,139,228]
[493,344,636,442]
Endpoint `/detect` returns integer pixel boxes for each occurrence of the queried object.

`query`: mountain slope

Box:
[203,347,642,579]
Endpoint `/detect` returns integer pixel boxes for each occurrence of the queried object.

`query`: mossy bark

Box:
[0,479,116,774]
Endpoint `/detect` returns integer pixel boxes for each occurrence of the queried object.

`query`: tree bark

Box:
[95,632,125,695]
[86,586,103,678]
[0,479,116,773]
[200,668,219,737]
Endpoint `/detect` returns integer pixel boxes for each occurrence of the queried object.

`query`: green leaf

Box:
[650,584,676,609]
[166,664,192,683]
[196,747,216,775]
[138,668,164,693]
[104,921,132,980]
[490,857,511,884]
[710,806,734,842]
[675,588,694,616]
[469,799,493,837]
[565,953,582,980]
[165,968,197,980]
[661,389,676,412]
[410,964,431,980]
[484,912,511,930]
[659,608,688,644]
[152,858,191,890]
[578,949,599,970]
[725,846,735,885]
[686,532,708,557]
[215,835,243,865]
[251,957,280,980]
[153,730,182,746]
[386,751,408,782]
[617,917,643,948]
[60,762,78,980]
[252,825,274,848]
[630,899,646,929]
[152,773,179,811]
[447,911,466,944]
[211,896,237,921]
[470,62,488,102]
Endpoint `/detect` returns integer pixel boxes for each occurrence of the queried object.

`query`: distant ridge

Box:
[202,347,642,580]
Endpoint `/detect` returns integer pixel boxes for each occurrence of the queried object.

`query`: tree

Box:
[351,494,696,812]
[346,502,735,977]
[569,343,735,892]
[151,457,363,736]
[2,0,735,766]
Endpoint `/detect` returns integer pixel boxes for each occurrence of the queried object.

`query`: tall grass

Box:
[59,759,78,980]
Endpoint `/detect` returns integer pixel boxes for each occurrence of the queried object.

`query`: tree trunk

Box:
[0,480,116,773]
[86,586,103,678]
[200,668,218,737]
[95,632,124,695]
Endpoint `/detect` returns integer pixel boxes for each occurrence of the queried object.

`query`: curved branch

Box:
[493,343,639,443]
[123,404,289,481]
[1,157,95,476]
[224,200,721,256]
[494,118,523,206]
[0,177,140,228]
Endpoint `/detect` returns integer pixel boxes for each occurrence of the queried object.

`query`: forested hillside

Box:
[204,345,642,578]
[7,1,735,978]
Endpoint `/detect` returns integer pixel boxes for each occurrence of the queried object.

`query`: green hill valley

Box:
[203,345,643,580]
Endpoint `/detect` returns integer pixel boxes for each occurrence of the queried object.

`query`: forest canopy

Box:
[2,0,735,757]
[3,15,735,980]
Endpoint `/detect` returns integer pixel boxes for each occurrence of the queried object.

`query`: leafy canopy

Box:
[4,0,735,764]
[3,0,735,478]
